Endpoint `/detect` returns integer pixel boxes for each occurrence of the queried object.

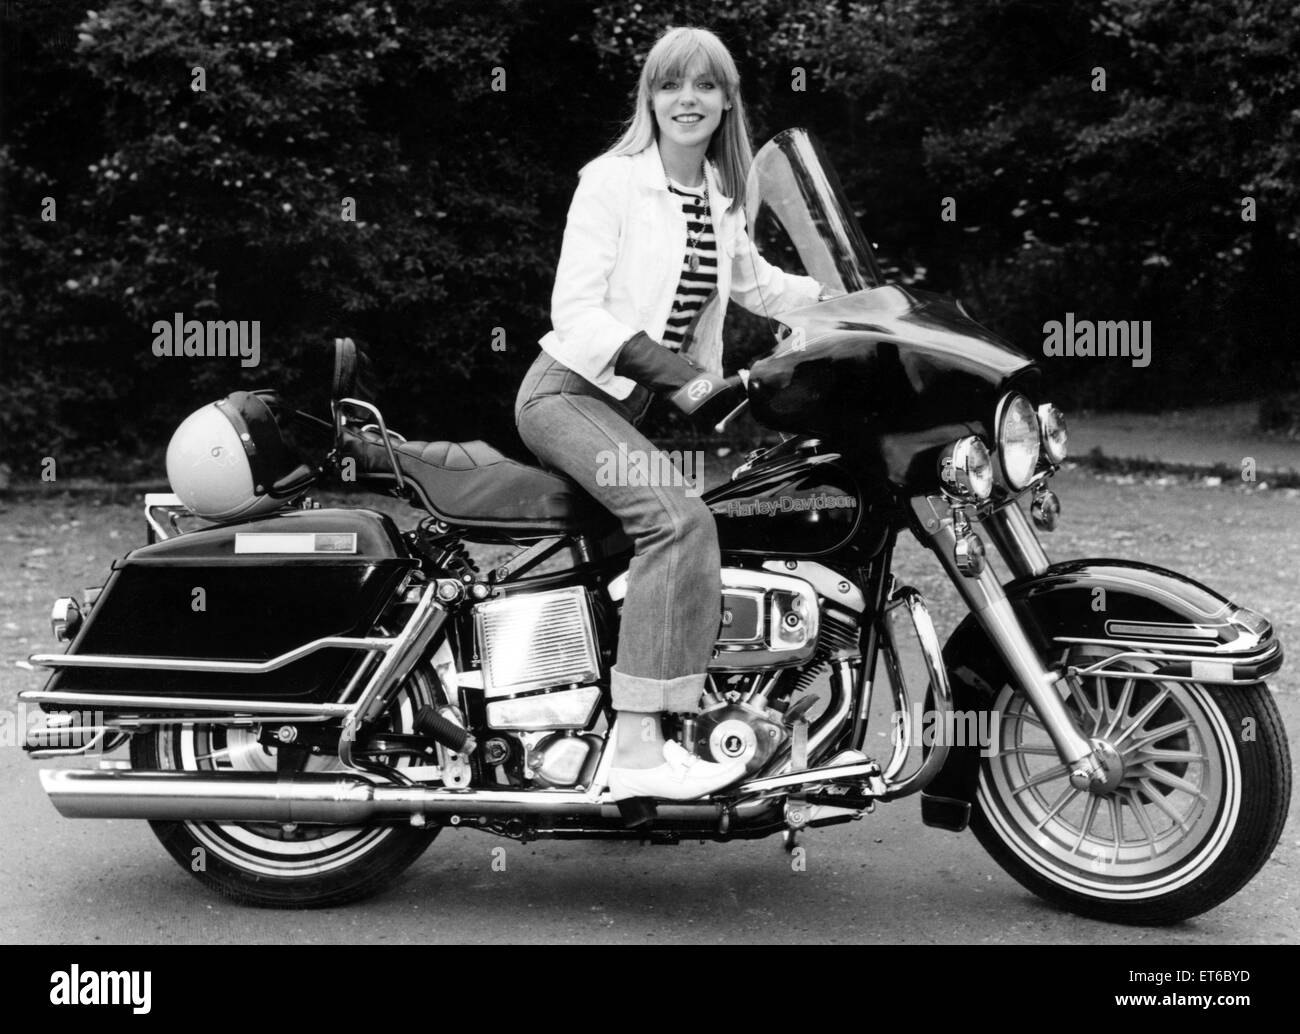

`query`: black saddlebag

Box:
[45,509,417,705]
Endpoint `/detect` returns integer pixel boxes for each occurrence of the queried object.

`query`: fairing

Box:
[744,130,1038,488]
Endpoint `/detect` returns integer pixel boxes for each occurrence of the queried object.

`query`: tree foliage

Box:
[2,0,1297,476]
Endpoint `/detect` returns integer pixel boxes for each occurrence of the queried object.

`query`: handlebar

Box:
[713,368,750,434]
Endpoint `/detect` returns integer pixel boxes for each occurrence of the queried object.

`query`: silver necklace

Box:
[667,164,710,273]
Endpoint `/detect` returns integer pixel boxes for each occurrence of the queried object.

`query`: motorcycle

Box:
[22,129,1290,922]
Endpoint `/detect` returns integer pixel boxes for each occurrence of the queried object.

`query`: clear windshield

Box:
[745,129,881,295]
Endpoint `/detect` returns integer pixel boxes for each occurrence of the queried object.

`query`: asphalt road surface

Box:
[1,694,1296,945]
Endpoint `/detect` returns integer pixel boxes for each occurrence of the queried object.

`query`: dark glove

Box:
[613,332,746,423]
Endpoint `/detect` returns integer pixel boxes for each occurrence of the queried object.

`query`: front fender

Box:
[1004,558,1282,683]
[919,559,1284,832]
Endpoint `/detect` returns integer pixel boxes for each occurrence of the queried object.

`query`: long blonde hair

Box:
[588,26,753,213]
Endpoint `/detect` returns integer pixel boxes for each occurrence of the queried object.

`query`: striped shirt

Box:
[661,177,719,352]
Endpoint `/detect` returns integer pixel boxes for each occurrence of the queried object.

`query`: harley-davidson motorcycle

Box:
[22,129,1290,921]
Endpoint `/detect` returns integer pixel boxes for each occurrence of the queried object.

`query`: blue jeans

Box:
[514,350,721,714]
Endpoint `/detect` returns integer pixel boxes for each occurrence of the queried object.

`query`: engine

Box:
[691,565,866,773]
[456,564,865,787]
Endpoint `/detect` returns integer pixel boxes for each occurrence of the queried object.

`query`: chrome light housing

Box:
[938,436,994,501]
[996,393,1040,489]
[50,596,83,642]
[1037,403,1068,464]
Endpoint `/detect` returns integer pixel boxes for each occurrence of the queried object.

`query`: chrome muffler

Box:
[38,770,730,824]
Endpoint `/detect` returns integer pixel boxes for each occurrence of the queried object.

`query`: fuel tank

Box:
[46,508,417,705]
[703,441,887,559]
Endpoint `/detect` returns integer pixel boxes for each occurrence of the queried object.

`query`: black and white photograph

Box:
[0,0,1296,996]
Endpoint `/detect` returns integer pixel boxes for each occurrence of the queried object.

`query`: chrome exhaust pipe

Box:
[38,770,729,824]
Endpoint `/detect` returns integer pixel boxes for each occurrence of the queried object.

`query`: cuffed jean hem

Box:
[611,666,706,714]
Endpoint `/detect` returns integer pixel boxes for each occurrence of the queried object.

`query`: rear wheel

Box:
[129,670,441,909]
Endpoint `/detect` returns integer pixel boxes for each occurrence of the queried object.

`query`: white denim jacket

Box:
[538,143,823,401]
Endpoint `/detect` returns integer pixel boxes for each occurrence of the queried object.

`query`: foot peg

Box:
[616,796,658,828]
[414,705,477,754]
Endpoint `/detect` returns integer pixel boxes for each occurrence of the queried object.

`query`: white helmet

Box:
[166,391,311,522]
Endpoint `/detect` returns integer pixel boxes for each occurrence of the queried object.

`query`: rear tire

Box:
[129,670,442,909]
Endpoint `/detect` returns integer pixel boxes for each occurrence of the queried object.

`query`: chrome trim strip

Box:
[113,714,335,726]
[1063,668,1262,686]
[1104,621,1223,640]
[1054,633,1267,656]
[18,689,352,717]
[29,635,395,674]
[1067,642,1281,680]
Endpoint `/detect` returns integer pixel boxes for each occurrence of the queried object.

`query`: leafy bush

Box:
[2,0,1297,479]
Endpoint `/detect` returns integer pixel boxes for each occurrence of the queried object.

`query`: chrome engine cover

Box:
[606,562,859,673]
[695,701,786,774]
[520,730,603,788]
[708,568,820,672]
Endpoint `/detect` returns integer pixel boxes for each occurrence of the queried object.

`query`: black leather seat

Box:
[341,428,614,534]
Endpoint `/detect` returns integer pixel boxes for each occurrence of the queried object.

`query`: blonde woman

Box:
[514,25,837,825]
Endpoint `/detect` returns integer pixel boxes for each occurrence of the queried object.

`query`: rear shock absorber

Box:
[417,519,481,581]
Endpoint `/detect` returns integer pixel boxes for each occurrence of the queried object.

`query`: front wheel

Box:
[128,669,442,909]
[960,643,1290,924]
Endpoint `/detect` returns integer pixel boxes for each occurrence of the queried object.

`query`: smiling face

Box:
[651,58,728,152]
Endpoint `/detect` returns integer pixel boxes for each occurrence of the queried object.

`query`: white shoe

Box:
[608,740,747,802]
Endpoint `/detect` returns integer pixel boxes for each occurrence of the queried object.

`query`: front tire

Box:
[951,637,1290,924]
[129,670,442,909]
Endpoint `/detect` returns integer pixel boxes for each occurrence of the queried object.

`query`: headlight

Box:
[996,393,1040,489]
[938,436,993,501]
[1037,403,1068,464]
